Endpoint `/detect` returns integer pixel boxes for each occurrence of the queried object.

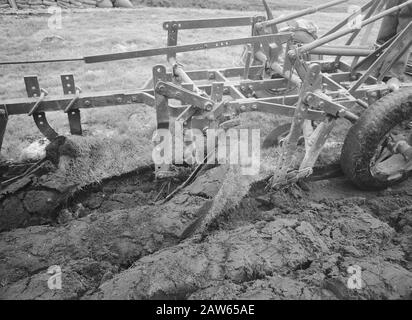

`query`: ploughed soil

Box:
[0,161,411,299]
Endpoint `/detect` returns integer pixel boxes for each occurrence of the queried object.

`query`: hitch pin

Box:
[28,88,48,116]
[64,86,82,113]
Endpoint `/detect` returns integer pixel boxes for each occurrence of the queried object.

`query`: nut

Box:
[305,94,315,104]
[205,102,213,111]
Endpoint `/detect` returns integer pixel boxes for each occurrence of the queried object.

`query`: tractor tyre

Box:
[340,87,412,190]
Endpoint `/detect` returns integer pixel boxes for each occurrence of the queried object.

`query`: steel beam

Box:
[84,34,291,64]
[162,17,262,30]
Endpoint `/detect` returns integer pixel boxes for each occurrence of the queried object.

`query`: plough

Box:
[1,0,412,191]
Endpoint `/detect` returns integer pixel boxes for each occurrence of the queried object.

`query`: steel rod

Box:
[334,0,382,63]
[0,34,289,66]
[0,57,84,65]
[321,0,375,37]
[298,0,412,54]
[84,34,290,64]
[310,46,373,56]
[256,0,348,29]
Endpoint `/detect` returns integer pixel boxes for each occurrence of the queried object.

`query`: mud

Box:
[0,133,154,232]
[0,161,411,299]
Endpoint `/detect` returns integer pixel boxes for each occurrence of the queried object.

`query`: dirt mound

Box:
[0,132,153,232]
[90,180,411,300]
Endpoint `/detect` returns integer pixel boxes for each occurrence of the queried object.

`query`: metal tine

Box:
[61,74,82,135]
[24,76,59,141]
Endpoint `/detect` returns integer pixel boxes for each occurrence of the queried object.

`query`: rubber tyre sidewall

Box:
[341,88,412,190]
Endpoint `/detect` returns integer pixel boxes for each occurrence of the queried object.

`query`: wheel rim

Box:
[370,121,412,182]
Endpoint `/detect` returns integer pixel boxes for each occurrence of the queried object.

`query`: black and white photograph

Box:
[0,0,411,305]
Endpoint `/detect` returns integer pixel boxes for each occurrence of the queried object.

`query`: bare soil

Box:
[0,161,411,299]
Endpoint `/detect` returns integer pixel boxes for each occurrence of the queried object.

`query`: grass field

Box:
[0,1,375,160]
[133,0,364,11]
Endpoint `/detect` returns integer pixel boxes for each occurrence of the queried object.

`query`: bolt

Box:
[175,92,181,98]
[223,88,229,94]
[241,86,246,91]
[116,97,122,103]
[205,102,213,111]
[288,50,297,60]
[369,91,378,98]
[209,73,215,80]
[240,105,247,112]
[338,109,346,117]
[319,101,325,108]
[248,85,253,91]
[305,94,314,104]
[157,85,165,92]
[131,96,138,102]
[252,104,258,110]
[84,100,91,106]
